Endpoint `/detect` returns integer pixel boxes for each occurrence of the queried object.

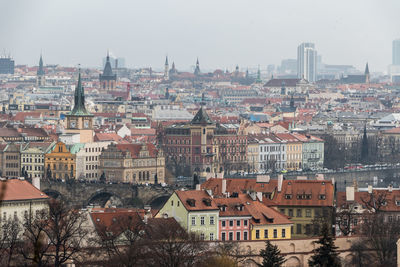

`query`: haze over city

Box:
[1,0,400,71]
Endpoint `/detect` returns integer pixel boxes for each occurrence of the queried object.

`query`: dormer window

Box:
[187,199,196,207]
[220,205,227,211]
[203,198,212,206]
[285,194,292,199]
[396,200,400,206]
[318,194,326,200]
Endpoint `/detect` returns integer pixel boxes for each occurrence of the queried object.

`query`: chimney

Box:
[249,191,257,201]
[256,192,263,202]
[297,176,307,180]
[196,184,201,191]
[32,177,40,190]
[143,214,148,224]
[222,179,227,195]
[368,185,373,194]
[316,174,324,180]
[278,174,283,192]
[256,175,270,183]
[388,184,393,192]
[346,186,355,201]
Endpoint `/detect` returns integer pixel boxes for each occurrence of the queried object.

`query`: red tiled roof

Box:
[116,143,157,158]
[0,179,49,201]
[94,133,122,142]
[201,178,277,196]
[175,190,219,211]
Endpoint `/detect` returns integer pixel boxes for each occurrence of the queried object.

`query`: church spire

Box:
[37,54,45,76]
[70,68,91,116]
[194,57,201,75]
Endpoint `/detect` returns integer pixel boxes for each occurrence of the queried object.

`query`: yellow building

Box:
[276,133,302,170]
[246,199,292,240]
[44,142,76,180]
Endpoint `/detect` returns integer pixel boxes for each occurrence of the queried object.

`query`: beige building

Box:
[21,142,56,179]
[0,179,49,225]
[99,143,165,184]
[75,141,111,180]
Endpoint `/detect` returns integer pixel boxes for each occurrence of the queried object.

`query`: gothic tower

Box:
[65,70,94,143]
[365,62,370,84]
[164,56,169,80]
[99,51,117,91]
[36,54,45,87]
[194,58,201,75]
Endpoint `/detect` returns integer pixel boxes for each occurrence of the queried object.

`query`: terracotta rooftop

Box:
[0,179,49,201]
[175,190,219,211]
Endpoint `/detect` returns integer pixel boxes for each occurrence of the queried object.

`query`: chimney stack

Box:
[388,184,393,192]
[222,179,227,195]
[368,185,373,194]
[346,186,355,201]
[278,174,283,192]
[196,184,201,191]
[32,177,40,190]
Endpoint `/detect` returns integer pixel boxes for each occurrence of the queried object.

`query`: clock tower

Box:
[65,70,94,143]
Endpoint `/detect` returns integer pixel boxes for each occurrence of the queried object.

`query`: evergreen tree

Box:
[257,240,286,267]
[308,224,341,267]
[361,124,369,164]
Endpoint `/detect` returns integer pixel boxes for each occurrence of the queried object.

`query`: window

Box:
[297,209,302,217]
[305,224,311,235]
[389,216,393,222]
[256,230,260,239]
[353,219,358,226]
[200,216,205,225]
[210,233,214,241]
[296,224,302,234]
[236,232,241,240]
[306,209,311,217]
[210,216,214,225]
[280,209,285,214]
[222,220,226,227]
[288,209,293,217]
[221,232,226,241]
[273,229,277,238]
[244,231,248,240]
[244,220,248,226]
[229,220,234,227]
[171,200,174,206]
[237,220,241,227]
[200,233,205,240]
[264,229,268,238]
[191,217,196,226]
[282,229,286,238]
[229,232,233,241]
[177,201,180,207]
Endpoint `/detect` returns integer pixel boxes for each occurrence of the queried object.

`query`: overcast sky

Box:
[1,0,399,72]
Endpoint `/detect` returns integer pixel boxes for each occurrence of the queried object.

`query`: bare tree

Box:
[336,203,360,236]
[211,241,254,266]
[360,213,400,267]
[144,218,209,267]
[20,200,88,267]
[94,213,147,267]
[360,190,388,212]
[0,218,22,266]
[20,209,52,267]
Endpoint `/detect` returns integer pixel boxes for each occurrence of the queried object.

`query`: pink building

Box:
[214,197,251,241]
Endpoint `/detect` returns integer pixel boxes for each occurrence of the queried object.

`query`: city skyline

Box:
[1,0,400,72]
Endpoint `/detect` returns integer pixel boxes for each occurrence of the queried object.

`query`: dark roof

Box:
[190,107,213,125]
[340,75,367,84]
[102,54,114,77]
[264,78,301,87]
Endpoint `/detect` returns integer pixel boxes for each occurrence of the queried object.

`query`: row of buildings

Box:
[158,175,334,240]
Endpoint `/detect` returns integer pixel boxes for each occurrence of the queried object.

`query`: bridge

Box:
[40,180,175,209]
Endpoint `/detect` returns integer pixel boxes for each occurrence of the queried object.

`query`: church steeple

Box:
[365,62,370,84]
[37,54,45,76]
[194,58,200,75]
[70,69,91,116]
[164,56,169,80]
[36,54,46,87]
[99,51,117,91]
[256,65,262,83]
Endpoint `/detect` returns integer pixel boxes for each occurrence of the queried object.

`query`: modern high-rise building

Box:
[0,57,14,74]
[393,39,400,65]
[297,43,317,82]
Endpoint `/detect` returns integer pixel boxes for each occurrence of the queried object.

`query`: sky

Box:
[1,0,399,72]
